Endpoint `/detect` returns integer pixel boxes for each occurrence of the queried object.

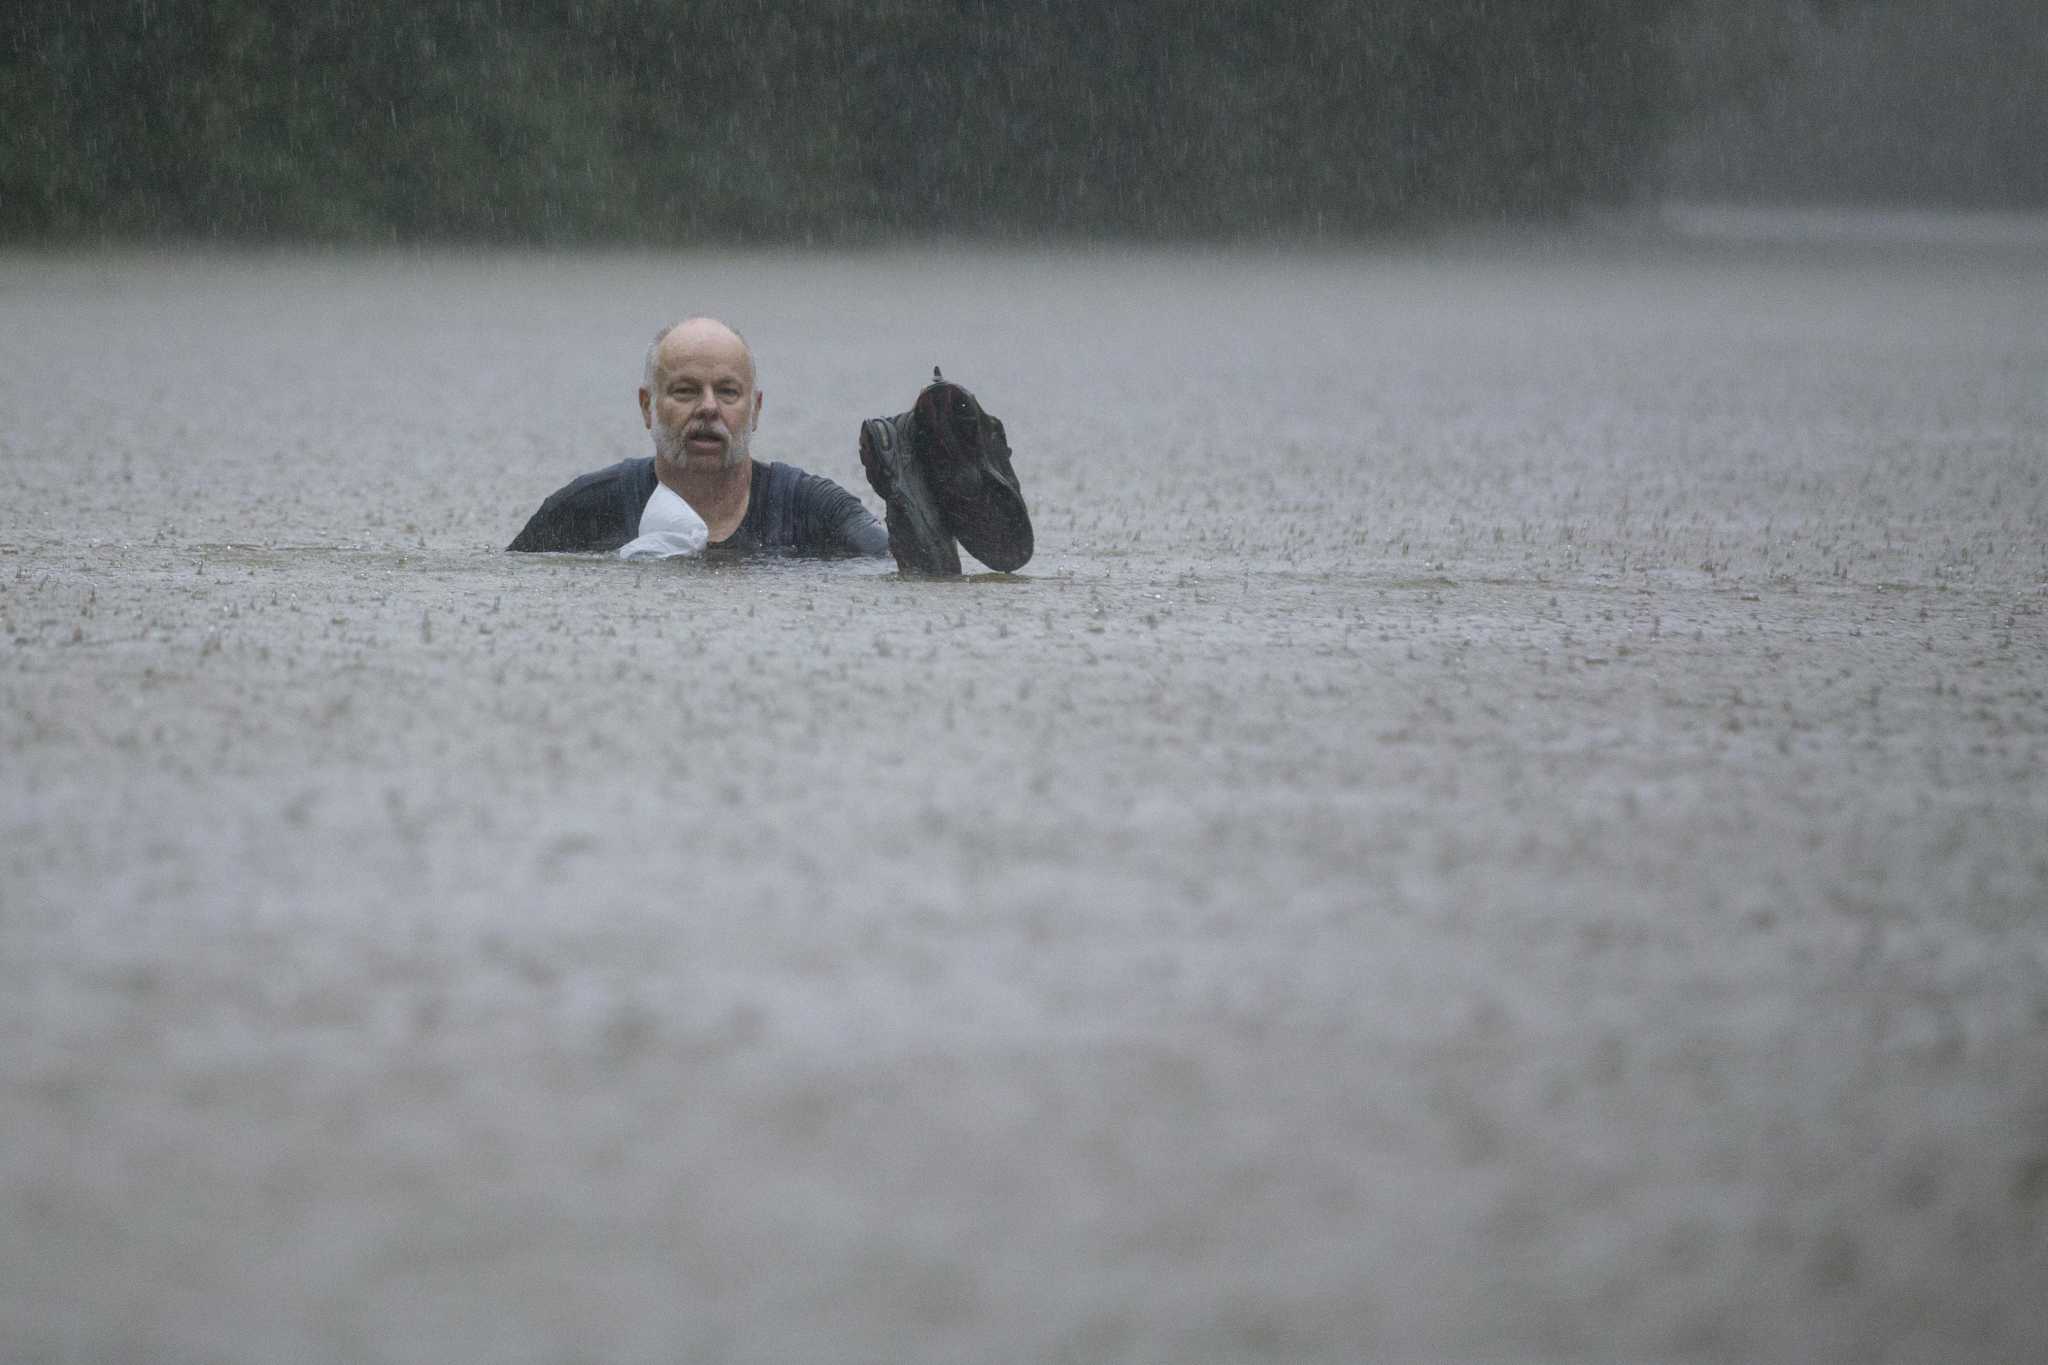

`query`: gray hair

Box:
[641,325,672,395]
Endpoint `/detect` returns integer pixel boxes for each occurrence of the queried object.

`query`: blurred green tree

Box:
[18,0,1977,243]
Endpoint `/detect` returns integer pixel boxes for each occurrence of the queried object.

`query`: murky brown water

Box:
[4,227,2046,1362]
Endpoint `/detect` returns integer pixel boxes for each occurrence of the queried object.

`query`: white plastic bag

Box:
[617,482,708,560]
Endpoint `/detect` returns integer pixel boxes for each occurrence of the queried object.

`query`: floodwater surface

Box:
[3,229,2046,1363]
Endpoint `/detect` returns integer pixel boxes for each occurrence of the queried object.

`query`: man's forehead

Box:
[655,320,753,382]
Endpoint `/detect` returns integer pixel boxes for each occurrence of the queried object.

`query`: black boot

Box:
[859,407,961,575]
[859,369,1032,576]
[911,373,1033,573]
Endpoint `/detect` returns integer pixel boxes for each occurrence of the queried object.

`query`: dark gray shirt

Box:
[507,458,888,557]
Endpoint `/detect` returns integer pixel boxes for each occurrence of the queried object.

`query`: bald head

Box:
[643,317,755,395]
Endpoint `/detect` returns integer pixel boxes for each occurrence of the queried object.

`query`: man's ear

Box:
[638,387,652,429]
[751,389,764,431]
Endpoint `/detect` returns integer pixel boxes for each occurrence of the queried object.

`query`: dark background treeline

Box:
[1661,0,2047,209]
[3,0,2039,244]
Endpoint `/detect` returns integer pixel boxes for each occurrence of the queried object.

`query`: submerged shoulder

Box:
[761,460,888,557]
[550,457,656,502]
[507,456,656,553]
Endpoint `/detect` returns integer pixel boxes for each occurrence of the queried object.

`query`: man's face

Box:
[643,324,761,476]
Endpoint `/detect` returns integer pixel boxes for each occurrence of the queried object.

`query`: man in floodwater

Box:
[507,317,891,557]
[509,315,1033,573]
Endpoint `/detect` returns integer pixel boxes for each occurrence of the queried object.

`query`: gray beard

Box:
[654,418,748,472]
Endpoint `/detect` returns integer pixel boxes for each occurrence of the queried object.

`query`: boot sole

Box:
[914,385,1033,572]
[860,416,961,575]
